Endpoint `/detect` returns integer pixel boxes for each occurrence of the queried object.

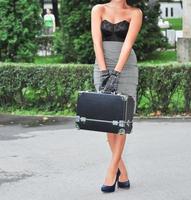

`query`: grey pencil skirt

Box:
[93,41,139,114]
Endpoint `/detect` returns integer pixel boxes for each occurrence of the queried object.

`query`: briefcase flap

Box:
[76,91,126,121]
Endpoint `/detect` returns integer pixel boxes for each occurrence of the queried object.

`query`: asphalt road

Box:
[0,120,191,200]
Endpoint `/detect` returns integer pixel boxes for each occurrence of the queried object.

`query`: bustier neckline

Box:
[101,19,130,25]
[101,19,130,42]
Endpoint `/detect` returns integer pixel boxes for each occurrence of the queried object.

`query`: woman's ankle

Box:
[118,169,128,181]
[119,173,129,181]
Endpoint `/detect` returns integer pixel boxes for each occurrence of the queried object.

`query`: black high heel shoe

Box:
[117,168,130,189]
[101,169,121,193]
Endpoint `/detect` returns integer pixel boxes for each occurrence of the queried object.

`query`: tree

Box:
[0,0,42,62]
[40,0,44,10]
[135,0,168,60]
[57,0,167,63]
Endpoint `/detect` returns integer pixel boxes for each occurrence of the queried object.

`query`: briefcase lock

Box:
[75,116,86,123]
[80,117,86,122]
[112,120,125,127]
[112,120,119,126]
[119,120,125,127]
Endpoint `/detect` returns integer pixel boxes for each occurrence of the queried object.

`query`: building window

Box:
[171,8,174,17]
[165,7,168,17]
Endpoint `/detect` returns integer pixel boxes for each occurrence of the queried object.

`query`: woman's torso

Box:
[100,3,133,41]
[93,3,139,105]
[94,4,137,67]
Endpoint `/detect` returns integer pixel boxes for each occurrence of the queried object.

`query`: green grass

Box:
[0,107,75,117]
[166,18,182,30]
[35,50,177,65]
[140,50,177,65]
[34,55,63,64]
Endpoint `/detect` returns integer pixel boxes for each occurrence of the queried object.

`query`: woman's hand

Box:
[103,69,121,93]
[99,69,110,91]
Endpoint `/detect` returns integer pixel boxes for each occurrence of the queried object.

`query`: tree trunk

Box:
[40,0,44,15]
[52,0,60,27]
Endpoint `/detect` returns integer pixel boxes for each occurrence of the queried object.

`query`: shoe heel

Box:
[101,169,121,193]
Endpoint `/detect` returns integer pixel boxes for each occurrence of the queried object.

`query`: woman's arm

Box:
[91,4,107,71]
[115,8,143,72]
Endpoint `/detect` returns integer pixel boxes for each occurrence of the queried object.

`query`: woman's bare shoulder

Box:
[91,3,106,13]
[129,6,143,17]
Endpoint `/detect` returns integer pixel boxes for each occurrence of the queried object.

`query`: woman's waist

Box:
[102,41,135,52]
[94,48,137,66]
[100,41,135,57]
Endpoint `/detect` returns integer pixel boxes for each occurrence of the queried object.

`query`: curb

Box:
[0,114,74,126]
[1,113,191,126]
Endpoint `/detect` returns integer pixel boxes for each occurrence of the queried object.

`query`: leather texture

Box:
[101,19,129,42]
[76,91,135,134]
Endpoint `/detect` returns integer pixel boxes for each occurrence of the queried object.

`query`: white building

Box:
[160,0,183,18]
[44,0,60,9]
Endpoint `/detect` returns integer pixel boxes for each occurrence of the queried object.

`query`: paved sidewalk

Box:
[0,120,191,200]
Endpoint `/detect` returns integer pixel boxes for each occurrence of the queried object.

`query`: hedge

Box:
[0,62,191,115]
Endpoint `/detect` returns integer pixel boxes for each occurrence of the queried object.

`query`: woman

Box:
[91,0,143,193]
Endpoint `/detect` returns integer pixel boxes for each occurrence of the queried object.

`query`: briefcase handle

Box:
[98,90,119,95]
[78,90,123,96]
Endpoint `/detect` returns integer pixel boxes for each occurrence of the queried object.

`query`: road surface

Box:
[0,119,191,200]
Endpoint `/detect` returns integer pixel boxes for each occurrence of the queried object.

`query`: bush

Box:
[0,63,93,112]
[0,0,42,62]
[0,62,191,115]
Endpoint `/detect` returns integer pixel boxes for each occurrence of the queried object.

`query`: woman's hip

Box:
[93,47,138,70]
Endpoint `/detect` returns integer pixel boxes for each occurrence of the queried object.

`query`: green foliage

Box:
[136,63,191,115]
[56,0,168,63]
[73,32,95,63]
[52,30,64,56]
[0,0,42,62]
[0,63,93,112]
[0,62,191,115]
[134,0,169,60]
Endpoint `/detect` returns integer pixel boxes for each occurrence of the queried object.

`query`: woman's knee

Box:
[107,132,116,140]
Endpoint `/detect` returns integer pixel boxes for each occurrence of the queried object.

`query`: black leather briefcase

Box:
[75,91,135,134]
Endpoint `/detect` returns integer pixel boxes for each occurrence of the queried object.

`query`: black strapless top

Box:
[101,19,130,42]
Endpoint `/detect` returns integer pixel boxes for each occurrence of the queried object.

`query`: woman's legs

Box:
[103,132,128,185]
[106,133,129,182]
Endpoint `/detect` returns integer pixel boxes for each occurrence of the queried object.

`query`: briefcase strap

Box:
[76,116,132,127]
